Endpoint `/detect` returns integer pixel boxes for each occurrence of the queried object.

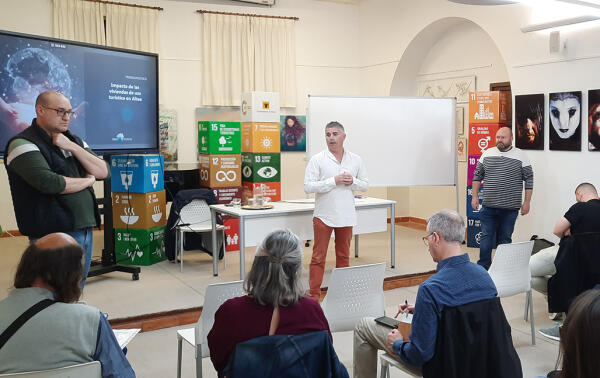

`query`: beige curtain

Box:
[201,14,296,107]
[201,14,253,107]
[105,4,160,54]
[52,0,105,44]
[252,18,296,108]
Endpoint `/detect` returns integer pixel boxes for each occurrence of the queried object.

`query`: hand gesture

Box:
[394,302,414,318]
[86,174,96,187]
[520,201,530,216]
[386,329,404,351]
[52,132,76,151]
[471,196,479,211]
[335,172,353,186]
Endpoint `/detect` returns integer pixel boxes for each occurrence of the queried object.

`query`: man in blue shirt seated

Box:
[0,233,135,377]
[353,209,497,377]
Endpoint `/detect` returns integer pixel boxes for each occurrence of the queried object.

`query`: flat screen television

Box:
[0,30,159,157]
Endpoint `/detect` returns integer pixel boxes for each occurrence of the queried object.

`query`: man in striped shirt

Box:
[472,126,534,270]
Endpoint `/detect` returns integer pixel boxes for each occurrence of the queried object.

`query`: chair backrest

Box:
[321,262,386,332]
[488,241,534,297]
[422,297,522,378]
[222,331,349,378]
[0,361,101,377]
[180,199,212,226]
[196,280,246,358]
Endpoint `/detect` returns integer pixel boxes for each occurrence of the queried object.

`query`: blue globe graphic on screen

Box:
[6,47,72,103]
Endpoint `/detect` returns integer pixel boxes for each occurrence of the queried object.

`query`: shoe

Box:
[549,312,563,321]
[539,323,560,341]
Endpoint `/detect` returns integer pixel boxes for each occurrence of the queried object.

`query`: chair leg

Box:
[179,230,184,273]
[524,290,530,322]
[222,229,227,270]
[379,361,388,378]
[528,290,536,345]
[195,345,203,378]
[176,337,182,378]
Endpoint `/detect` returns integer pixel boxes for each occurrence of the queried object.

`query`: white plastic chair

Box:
[0,361,101,377]
[379,353,422,378]
[176,199,226,272]
[321,262,386,332]
[176,280,245,378]
[488,240,536,345]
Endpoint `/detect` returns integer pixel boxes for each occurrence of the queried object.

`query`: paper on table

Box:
[113,328,141,348]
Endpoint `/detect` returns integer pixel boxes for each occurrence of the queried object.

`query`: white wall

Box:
[0,0,362,229]
[3,0,599,244]
[357,0,600,243]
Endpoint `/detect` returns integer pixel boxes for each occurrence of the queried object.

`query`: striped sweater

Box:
[472,146,533,210]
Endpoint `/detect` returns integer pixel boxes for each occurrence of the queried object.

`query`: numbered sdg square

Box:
[199,154,241,188]
[466,218,482,248]
[468,124,502,155]
[114,226,166,266]
[198,121,241,155]
[468,91,509,125]
[211,187,243,204]
[242,181,281,203]
[466,185,482,219]
[241,153,281,183]
[241,122,281,153]
[112,190,166,229]
[110,154,164,193]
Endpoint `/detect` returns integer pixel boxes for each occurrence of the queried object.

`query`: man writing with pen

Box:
[352,210,497,377]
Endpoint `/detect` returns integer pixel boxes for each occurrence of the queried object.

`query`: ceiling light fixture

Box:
[553,0,600,10]
[521,14,600,32]
[447,0,519,4]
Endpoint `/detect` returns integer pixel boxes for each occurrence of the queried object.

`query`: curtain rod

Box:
[84,0,163,11]
[196,9,299,21]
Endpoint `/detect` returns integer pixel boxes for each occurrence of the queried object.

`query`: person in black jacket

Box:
[537,183,600,340]
[4,91,108,286]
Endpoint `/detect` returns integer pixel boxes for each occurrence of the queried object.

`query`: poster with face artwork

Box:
[549,91,581,151]
[588,89,600,151]
[515,94,544,150]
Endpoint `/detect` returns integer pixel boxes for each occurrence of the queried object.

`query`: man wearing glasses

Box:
[4,91,108,287]
[353,210,497,377]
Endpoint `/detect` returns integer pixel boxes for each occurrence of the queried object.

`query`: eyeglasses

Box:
[42,105,77,119]
[422,232,435,246]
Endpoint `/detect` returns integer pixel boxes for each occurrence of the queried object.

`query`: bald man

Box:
[532,183,600,340]
[471,126,534,270]
[4,91,108,285]
[0,233,135,377]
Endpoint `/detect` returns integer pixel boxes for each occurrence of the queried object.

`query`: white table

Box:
[210,197,396,279]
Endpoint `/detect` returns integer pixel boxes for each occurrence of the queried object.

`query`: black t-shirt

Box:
[564,199,600,234]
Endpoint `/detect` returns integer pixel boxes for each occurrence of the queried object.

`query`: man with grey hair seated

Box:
[353,210,498,377]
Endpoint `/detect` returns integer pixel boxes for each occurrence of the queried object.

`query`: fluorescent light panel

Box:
[521,14,600,32]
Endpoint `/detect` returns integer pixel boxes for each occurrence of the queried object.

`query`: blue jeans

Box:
[67,227,94,287]
[477,207,519,270]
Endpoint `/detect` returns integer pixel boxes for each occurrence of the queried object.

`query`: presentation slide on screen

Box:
[0,33,157,153]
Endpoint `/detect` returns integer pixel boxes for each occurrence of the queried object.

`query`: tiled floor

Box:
[0,224,559,377]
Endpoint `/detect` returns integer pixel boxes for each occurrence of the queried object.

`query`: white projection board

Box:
[307,96,457,187]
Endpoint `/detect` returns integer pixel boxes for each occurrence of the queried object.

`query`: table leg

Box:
[391,204,396,268]
[211,209,218,276]
[354,234,359,258]
[239,216,245,280]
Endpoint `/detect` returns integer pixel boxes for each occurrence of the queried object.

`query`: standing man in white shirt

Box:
[304,121,369,300]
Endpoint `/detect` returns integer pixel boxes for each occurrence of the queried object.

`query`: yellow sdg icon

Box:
[261,137,273,148]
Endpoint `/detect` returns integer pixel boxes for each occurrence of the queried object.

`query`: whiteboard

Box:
[307,96,457,187]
